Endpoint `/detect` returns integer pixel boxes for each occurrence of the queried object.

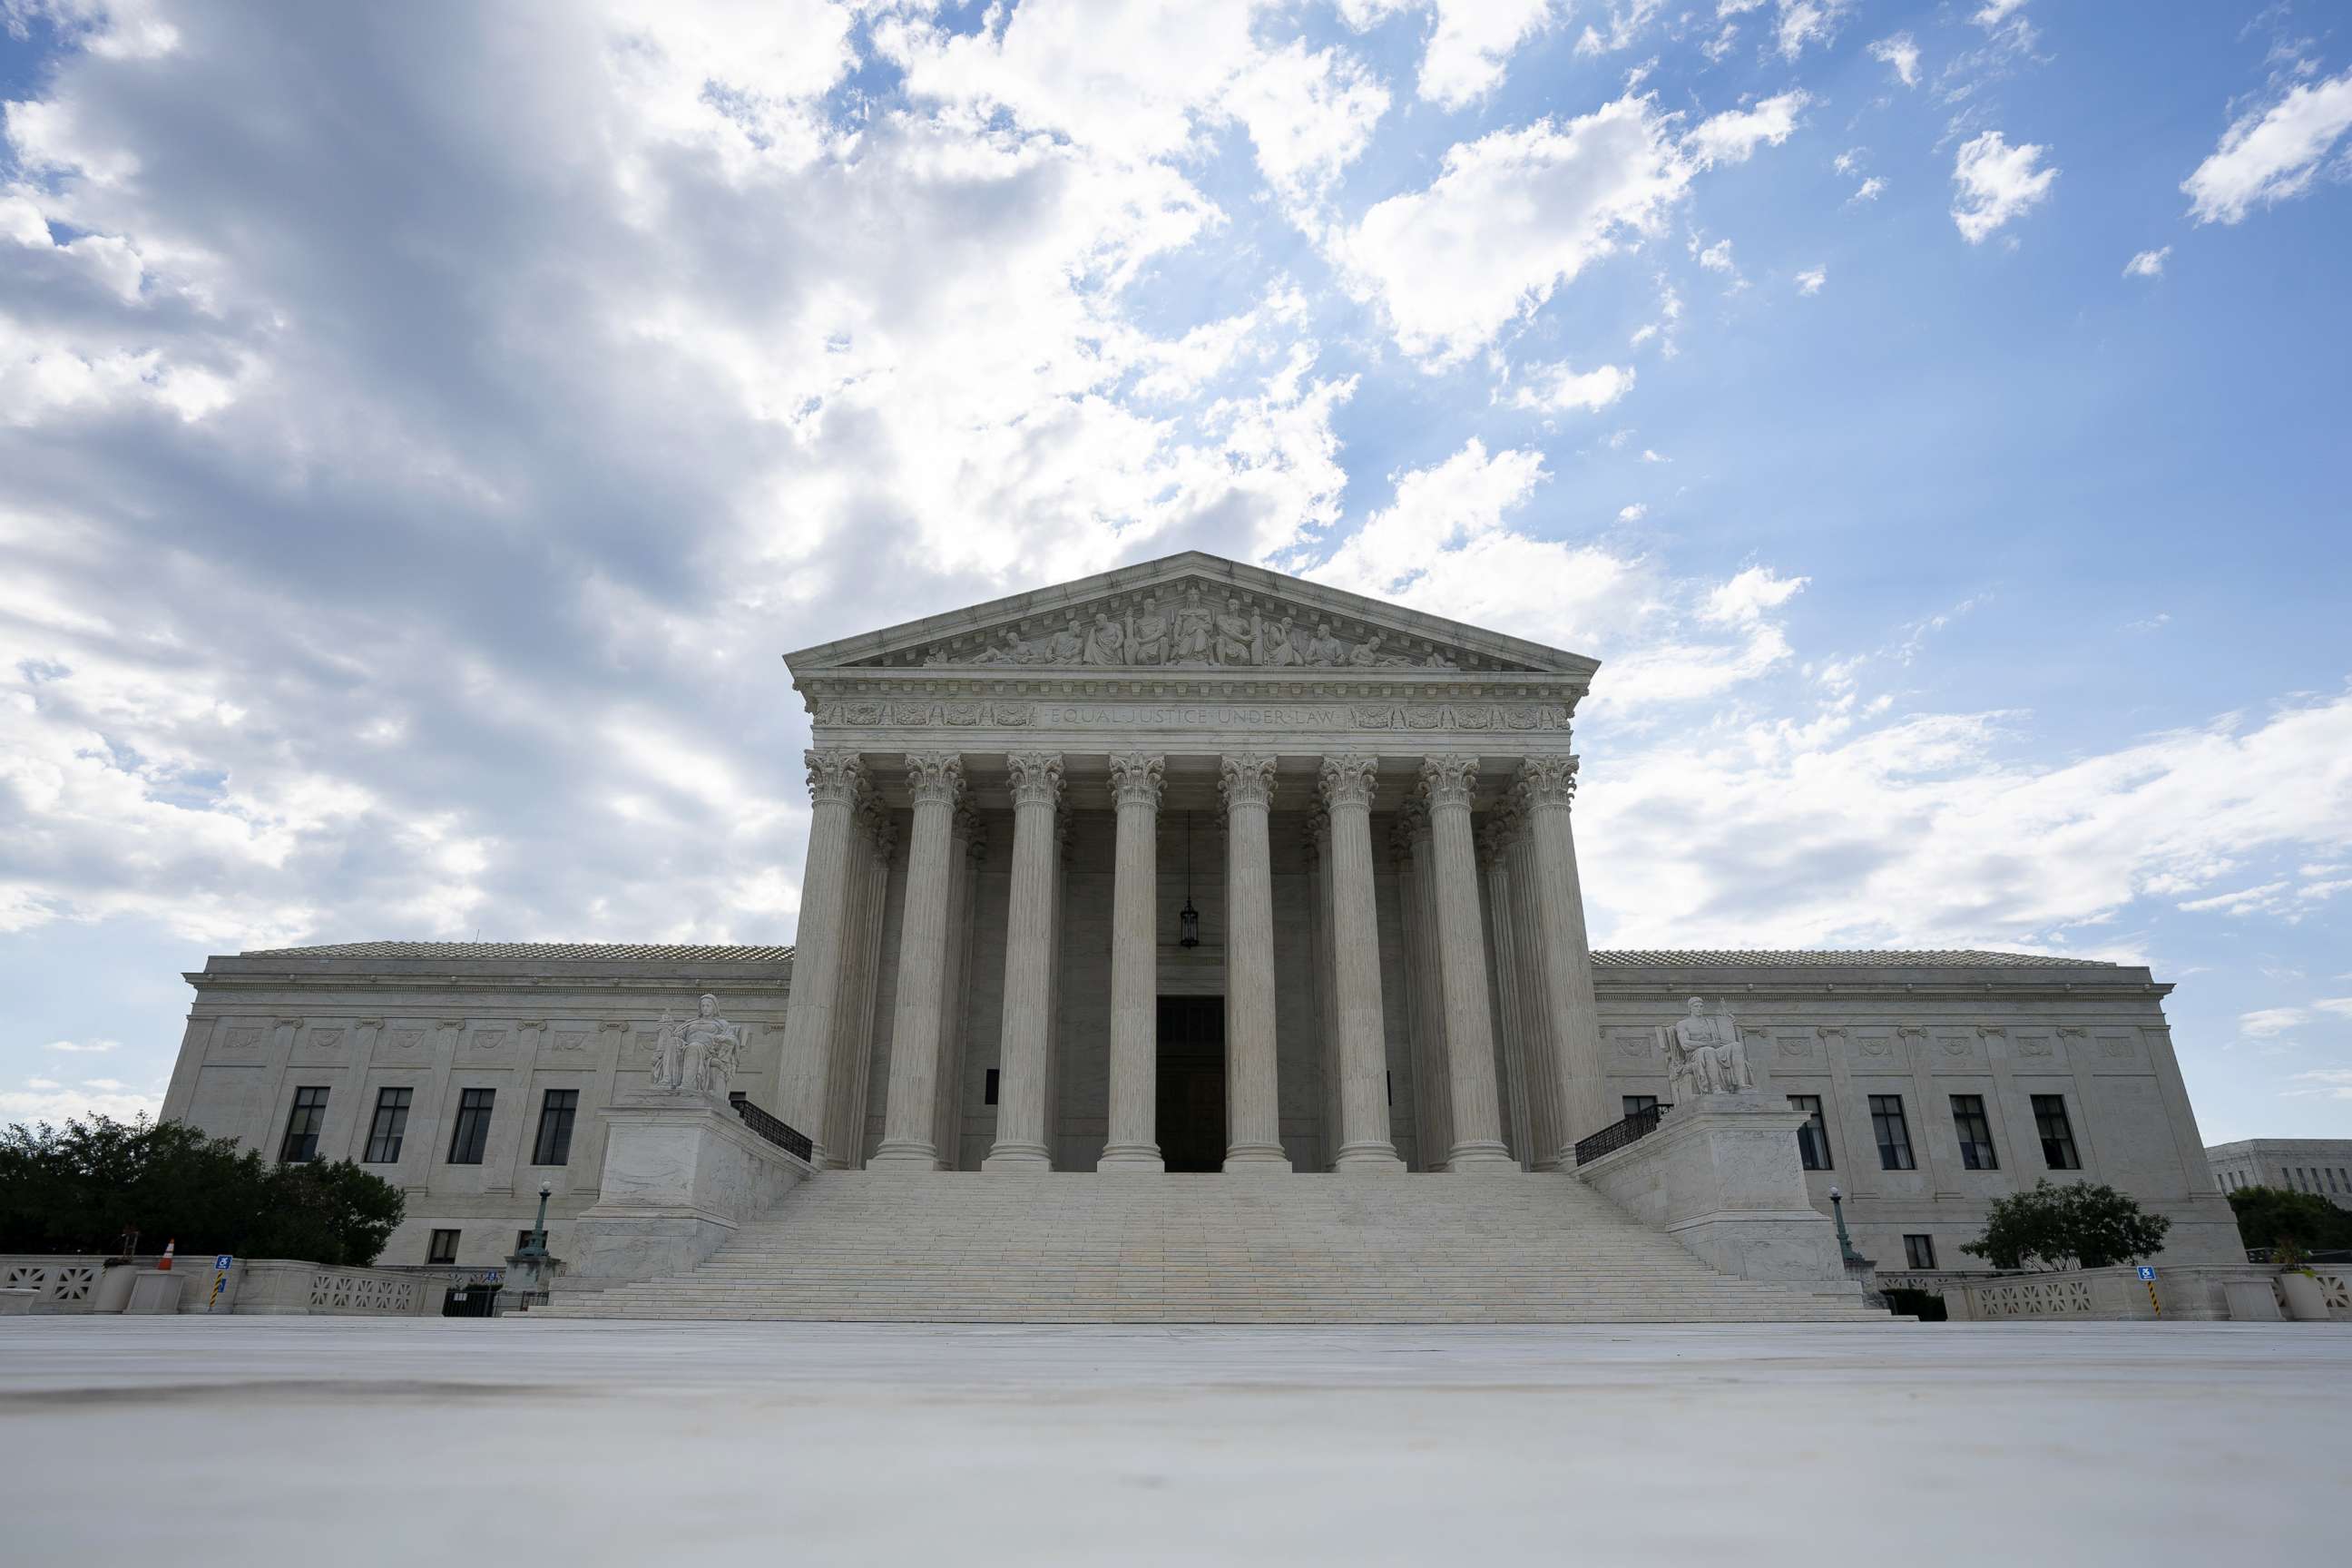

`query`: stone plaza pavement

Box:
[2,1318,2339,1565]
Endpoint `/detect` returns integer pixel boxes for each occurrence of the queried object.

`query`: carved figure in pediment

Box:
[1173,586,1215,664]
[1129,595,1169,664]
[1084,612,1125,665]
[1048,616,1085,664]
[965,628,1024,665]
[1263,614,1301,666]
[1348,632,1407,667]
[1216,597,1259,665]
[1303,621,1347,666]
[1424,648,1457,669]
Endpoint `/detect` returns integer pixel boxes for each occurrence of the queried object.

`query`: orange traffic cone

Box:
[158,1239,175,1271]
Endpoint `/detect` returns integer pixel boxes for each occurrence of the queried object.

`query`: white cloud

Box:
[2239,1006,2307,1038]
[1338,96,1691,365]
[1512,360,1637,413]
[2314,998,2352,1019]
[1847,175,1886,204]
[1696,238,1737,272]
[1222,42,1393,219]
[1575,0,1664,59]
[2287,1069,2352,1101]
[2181,68,2352,225]
[1868,34,1921,88]
[0,1076,162,1124]
[1950,130,2057,243]
[1794,265,1826,294]
[42,1039,120,1054]
[1617,503,1648,523]
[2123,246,2171,279]
[1344,0,1561,109]
[1971,1,2029,28]
[1685,91,1809,169]
[1770,1,1852,62]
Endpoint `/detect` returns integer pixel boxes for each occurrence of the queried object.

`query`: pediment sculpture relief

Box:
[890,582,1498,671]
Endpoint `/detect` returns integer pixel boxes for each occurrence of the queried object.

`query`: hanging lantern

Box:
[1179,809,1201,948]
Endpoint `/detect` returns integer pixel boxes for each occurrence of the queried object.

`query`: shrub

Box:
[1960,1179,2172,1271]
[0,1114,404,1267]
[2226,1186,2352,1253]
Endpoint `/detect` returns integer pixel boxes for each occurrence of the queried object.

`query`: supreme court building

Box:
[163,554,2249,1311]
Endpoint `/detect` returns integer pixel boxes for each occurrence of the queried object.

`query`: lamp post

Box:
[505,1181,555,1311]
[1827,1184,1867,1269]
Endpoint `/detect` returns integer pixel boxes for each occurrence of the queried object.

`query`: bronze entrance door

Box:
[1155,996,1227,1173]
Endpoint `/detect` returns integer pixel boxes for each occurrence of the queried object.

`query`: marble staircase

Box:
[545,1171,1886,1323]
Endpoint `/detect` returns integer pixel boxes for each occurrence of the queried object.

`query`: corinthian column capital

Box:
[1220,752,1278,814]
[1005,751,1065,809]
[1418,753,1479,812]
[1518,755,1580,809]
[1107,751,1165,810]
[903,751,965,808]
[805,747,865,806]
[1318,754,1379,812]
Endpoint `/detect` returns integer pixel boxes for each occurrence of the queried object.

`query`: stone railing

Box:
[2,1256,108,1311]
[1938,1263,2287,1322]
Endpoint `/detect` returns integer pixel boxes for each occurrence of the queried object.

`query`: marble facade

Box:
[158,553,2247,1277]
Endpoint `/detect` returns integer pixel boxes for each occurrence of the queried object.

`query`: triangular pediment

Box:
[783,553,1597,679]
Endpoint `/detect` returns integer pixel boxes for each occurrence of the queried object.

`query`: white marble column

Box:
[1519,756,1609,1157]
[873,752,966,1169]
[777,749,864,1162]
[1321,755,1406,1171]
[1101,752,1166,1171]
[824,800,891,1169]
[1503,798,1563,1170]
[984,752,1063,1171]
[1302,810,1338,1171]
[931,809,983,1170]
[1399,803,1454,1169]
[1220,752,1289,1171]
[1419,754,1514,1170]
[1481,815,1533,1169]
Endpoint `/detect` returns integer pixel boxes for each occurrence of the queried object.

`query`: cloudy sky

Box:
[3,1,2347,1144]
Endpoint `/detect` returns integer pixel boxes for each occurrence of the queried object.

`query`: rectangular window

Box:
[1904,1233,1936,1270]
[446,1088,495,1164]
[531,1089,579,1166]
[1869,1094,1916,1171]
[1950,1094,1998,1171]
[278,1086,329,1163]
[1622,1094,1661,1118]
[426,1229,459,1265]
[984,1068,1000,1106]
[2031,1094,2080,1170]
[1788,1094,1832,1171]
[364,1087,412,1163]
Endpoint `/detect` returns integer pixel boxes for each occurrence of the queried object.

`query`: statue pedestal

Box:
[1578,1093,1857,1293]
[564,1093,810,1296]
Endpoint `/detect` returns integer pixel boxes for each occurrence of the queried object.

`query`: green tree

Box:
[0,1114,404,1266]
[2226,1186,2352,1252]
[1961,1179,2173,1271]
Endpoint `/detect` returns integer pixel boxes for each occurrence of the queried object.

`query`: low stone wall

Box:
[1,1254,445,1316]
[1936,1264,2288,1322]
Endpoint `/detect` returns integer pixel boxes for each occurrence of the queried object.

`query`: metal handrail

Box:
[728,1093,814,1161]
[1573,1102,1671,1166]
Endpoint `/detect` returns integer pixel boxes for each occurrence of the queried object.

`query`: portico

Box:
[774,553,1611,1176]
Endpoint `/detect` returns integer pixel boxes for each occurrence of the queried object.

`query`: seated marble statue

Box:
[1665,996,1754,1100]
[651,994,745,1097]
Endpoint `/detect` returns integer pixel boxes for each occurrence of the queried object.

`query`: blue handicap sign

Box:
[214,1255,234,1270]
[2136,1265,2156,1281]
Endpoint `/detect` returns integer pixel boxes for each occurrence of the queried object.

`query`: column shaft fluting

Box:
[1322,756,1405,1171]
[1521,757,1610,1156]
[1100,753,1165,1171]
[983,753,1063,1171]
[931,812,982,1168]
[1220,753,1290,1171]
[1504,815,1563,1169]
[777,750,863,1164]
[873,754,965,1169]
[1401,806,1454,1168]
[1421,755,1515,1170]
[1482,819,1532,1168]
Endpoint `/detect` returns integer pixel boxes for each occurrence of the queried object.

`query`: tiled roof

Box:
[1591,949,2113,968]
[240,941,795,963]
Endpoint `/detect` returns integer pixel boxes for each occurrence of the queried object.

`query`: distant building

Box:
[2207,1139,2352,1209]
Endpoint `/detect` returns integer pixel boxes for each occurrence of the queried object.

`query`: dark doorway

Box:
[1156,996,1227,1173]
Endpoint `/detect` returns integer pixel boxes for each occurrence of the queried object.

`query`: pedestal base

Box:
[564,1096,809,1295]
[1098,1146,1165,1172]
